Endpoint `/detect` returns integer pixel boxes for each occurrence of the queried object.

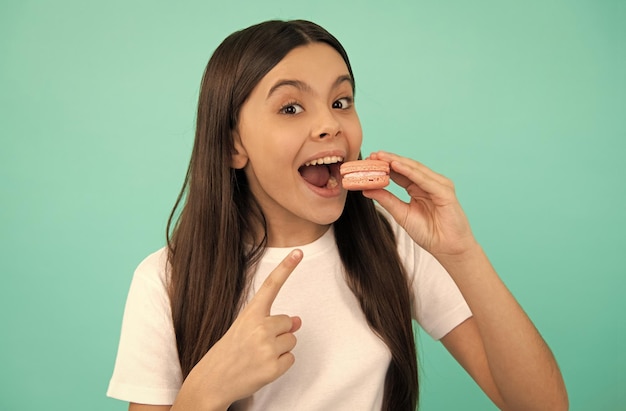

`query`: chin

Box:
[309,203,346,226]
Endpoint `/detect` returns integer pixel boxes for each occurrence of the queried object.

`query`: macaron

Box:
[340,159,390,190]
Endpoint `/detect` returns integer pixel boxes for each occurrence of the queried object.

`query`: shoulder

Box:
[375,204,401,236]
[375,205,413,247]
[133,247,170,286]
[375,205,422,270]
[124,247,171,308]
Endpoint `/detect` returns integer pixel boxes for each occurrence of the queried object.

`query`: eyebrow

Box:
[266,75,354,99]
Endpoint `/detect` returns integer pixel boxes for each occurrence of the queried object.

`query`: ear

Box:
[231,130,249,169]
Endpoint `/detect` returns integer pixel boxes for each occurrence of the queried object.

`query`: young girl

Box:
[108,20,568,411]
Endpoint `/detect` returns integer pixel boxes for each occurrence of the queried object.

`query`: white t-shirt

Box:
[107,217,472,409]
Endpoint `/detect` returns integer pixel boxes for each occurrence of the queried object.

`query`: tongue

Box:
[299,165,330,187]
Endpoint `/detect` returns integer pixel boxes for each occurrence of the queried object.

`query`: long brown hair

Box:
[166,20,418,410]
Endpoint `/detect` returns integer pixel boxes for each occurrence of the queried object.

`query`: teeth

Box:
[304,156,344,167]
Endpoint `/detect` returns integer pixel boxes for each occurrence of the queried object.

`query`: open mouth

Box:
[298,155,344,189]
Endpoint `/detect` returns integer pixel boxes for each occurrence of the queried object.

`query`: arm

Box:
[440,318,506,409]
[365,151,568,411]
[439,246,567,411]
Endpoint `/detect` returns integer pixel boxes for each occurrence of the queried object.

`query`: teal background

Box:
[1,0,624,410]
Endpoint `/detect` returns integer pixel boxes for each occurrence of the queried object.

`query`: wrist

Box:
[433,242,500,287]
[434,241,484,267]
[173,367,231,411]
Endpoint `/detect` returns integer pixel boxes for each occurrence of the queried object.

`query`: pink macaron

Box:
[340,160,390,190]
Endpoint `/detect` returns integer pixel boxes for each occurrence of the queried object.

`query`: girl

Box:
[107,20,568,411]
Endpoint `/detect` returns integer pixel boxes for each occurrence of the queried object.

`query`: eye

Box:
[332,97,353,110]
[280,102,304,115]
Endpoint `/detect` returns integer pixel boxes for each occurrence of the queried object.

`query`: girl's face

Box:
[233,42,362,246]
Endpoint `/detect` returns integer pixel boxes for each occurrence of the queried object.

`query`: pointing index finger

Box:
[252,249,303,315]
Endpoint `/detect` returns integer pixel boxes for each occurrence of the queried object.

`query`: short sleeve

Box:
[107,248,183,405]
[379,207,473,340]
[409,246,473,339]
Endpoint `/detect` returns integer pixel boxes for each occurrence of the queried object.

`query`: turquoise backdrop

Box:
[1,1,624,410]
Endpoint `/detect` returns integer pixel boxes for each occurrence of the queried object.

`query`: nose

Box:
[312,107,341,140]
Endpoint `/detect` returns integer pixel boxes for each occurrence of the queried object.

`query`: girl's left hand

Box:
[363,151,478,259]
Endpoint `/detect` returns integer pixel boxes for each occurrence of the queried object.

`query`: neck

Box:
[268,221,330,247]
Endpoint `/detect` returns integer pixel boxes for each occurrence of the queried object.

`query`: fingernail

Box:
[291,249,303,260]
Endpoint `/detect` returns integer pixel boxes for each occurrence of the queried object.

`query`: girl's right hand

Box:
[172,249,304,411]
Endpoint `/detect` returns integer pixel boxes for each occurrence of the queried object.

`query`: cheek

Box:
[347,117,363,147]
[244,137,298,179]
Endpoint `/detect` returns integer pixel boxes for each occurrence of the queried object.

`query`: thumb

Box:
[362,189,408,225]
